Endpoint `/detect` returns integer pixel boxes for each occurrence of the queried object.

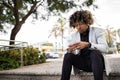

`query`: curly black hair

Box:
[69,10,94,28]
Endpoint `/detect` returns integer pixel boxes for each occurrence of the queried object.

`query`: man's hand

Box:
[75,41,90,49]
[67,41,90,52]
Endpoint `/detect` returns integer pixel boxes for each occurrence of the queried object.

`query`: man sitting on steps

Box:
[61,10,108,80]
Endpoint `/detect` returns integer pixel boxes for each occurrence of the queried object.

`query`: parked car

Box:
[45,52,59,59]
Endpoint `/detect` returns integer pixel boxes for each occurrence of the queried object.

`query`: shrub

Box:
[0,57,19,70]
[39,53,46,63]
[0,46,46,70]
[107,50,113,54]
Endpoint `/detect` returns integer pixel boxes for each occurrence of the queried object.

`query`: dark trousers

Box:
[61,50,105,80]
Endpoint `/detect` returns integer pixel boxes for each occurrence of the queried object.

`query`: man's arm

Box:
[90,28,108,53]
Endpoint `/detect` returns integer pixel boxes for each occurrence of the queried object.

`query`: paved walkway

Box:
[1,54,120,77]
[0,58,74,75]
[1,54,120,80]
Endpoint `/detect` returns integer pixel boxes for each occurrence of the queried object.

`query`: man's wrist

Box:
[88,42,91,48]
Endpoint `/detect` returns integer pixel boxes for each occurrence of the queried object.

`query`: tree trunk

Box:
[10,22,23,45]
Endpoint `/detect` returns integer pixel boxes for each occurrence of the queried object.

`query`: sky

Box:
[1,0,120,45]
[93,0,120,29]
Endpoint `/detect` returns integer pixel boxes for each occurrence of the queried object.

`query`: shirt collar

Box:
[81,27,89,36]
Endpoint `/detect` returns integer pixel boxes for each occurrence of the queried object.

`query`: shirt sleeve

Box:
[89,28,108,53]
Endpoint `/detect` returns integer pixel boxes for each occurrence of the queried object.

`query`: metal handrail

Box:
[0,44,26,48]
[0,39,28,66]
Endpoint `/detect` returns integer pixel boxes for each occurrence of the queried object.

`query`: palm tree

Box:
[48,16,67,52]
[104,26,116,47]
[117,29,120,40]
[116,29,120,53]
[57,16,66,52]
[48,25,59,52]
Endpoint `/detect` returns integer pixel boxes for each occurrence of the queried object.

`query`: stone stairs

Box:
[0,58,80,80]
[0,54,120,80]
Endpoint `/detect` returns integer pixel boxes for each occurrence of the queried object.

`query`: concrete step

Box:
[1,56,120,80]
[0,71,118,80]
[0,74,78,80]
[104,54,120,76]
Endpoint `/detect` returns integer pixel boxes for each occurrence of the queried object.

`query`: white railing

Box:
[0,39,28,67]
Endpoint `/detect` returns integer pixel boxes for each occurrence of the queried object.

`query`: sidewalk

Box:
[0,58,66,75]
[1,54,120,80]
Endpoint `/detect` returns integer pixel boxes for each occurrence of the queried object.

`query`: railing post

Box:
[20,48,24,67]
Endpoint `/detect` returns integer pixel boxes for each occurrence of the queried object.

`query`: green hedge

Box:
[0,57,19,70]
[0,46,46,70]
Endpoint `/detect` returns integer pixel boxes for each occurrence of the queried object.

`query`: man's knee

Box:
[64,53,73,61]
[91,50,102,55]
[90,49,104,63]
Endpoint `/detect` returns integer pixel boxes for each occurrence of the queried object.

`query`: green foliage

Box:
[83,0,94,6]
[0,0,96,33]
[23,46,40,65]
[116,42,120,53]
[107,50,113,54]
[117,29,120,38]
[41,43,53,46]
[0,46,46,70]
[0,0,96,46]
[0,50,21,70]
[0,57,19,70]
[39,53,46,63]
[47,0,76,12]
[104,27,116,47]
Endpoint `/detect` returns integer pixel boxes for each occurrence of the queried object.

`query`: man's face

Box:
[75,22,88,33]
